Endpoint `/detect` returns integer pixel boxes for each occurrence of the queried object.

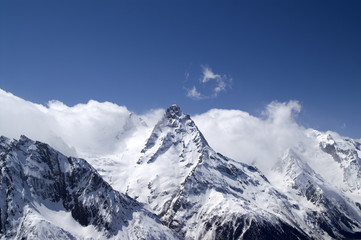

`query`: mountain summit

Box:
[166,104,183,118]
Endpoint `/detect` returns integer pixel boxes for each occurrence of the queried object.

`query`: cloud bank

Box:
[193,101,310,174]
[0,88,323,178]
[0,89,163,159]
[186,65,232,100]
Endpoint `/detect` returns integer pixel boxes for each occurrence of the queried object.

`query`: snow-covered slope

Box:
[124,105,312,239]
[0,135,179,240]
[125,105,209,214]
[273,148,361,239]
[315,131,361,195]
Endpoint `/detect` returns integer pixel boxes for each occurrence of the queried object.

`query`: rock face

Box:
[0,135,179,240]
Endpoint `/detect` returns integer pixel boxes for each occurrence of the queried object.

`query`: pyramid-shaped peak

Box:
[282,148,300,160]
[139,104,209,161]
[20,134,32,142]
[18,135,35,147]
[166,104,183,118]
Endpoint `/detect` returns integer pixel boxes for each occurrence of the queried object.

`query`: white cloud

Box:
[5,88,349,192]
[201,65,232,98]
[0,89,305,172]
[186,65,232,99]
[193,100,308,175]
[263,100,301,125]
[0,88,329,184]
[0,88,162,159]
[213,78,227,96]
[186,86,202,100]
[201,65,221,83]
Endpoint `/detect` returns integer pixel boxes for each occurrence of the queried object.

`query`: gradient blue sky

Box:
[1,0,360,138]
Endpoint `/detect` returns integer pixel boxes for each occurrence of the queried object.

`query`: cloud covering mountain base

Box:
[0,88,313,175]
[1,88,361,239]
[1,88,360,191]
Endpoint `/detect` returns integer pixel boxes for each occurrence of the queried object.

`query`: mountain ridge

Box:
[1,104,361,239]
[0,135,180,239]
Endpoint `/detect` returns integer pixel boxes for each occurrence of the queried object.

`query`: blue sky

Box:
[1,0,361,138]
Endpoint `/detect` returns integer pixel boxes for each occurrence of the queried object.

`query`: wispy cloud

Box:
[201,65,221,83]
[201,65,232,98]
[186,65,232,100]
[186,86,202,100]
[213,77,227,96]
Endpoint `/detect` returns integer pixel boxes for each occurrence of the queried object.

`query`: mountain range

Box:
[1,105,361,239]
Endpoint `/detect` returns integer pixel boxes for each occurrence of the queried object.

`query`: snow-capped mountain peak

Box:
[126,106,209,216]
[137,105,208,164]
[125,106,314,239]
